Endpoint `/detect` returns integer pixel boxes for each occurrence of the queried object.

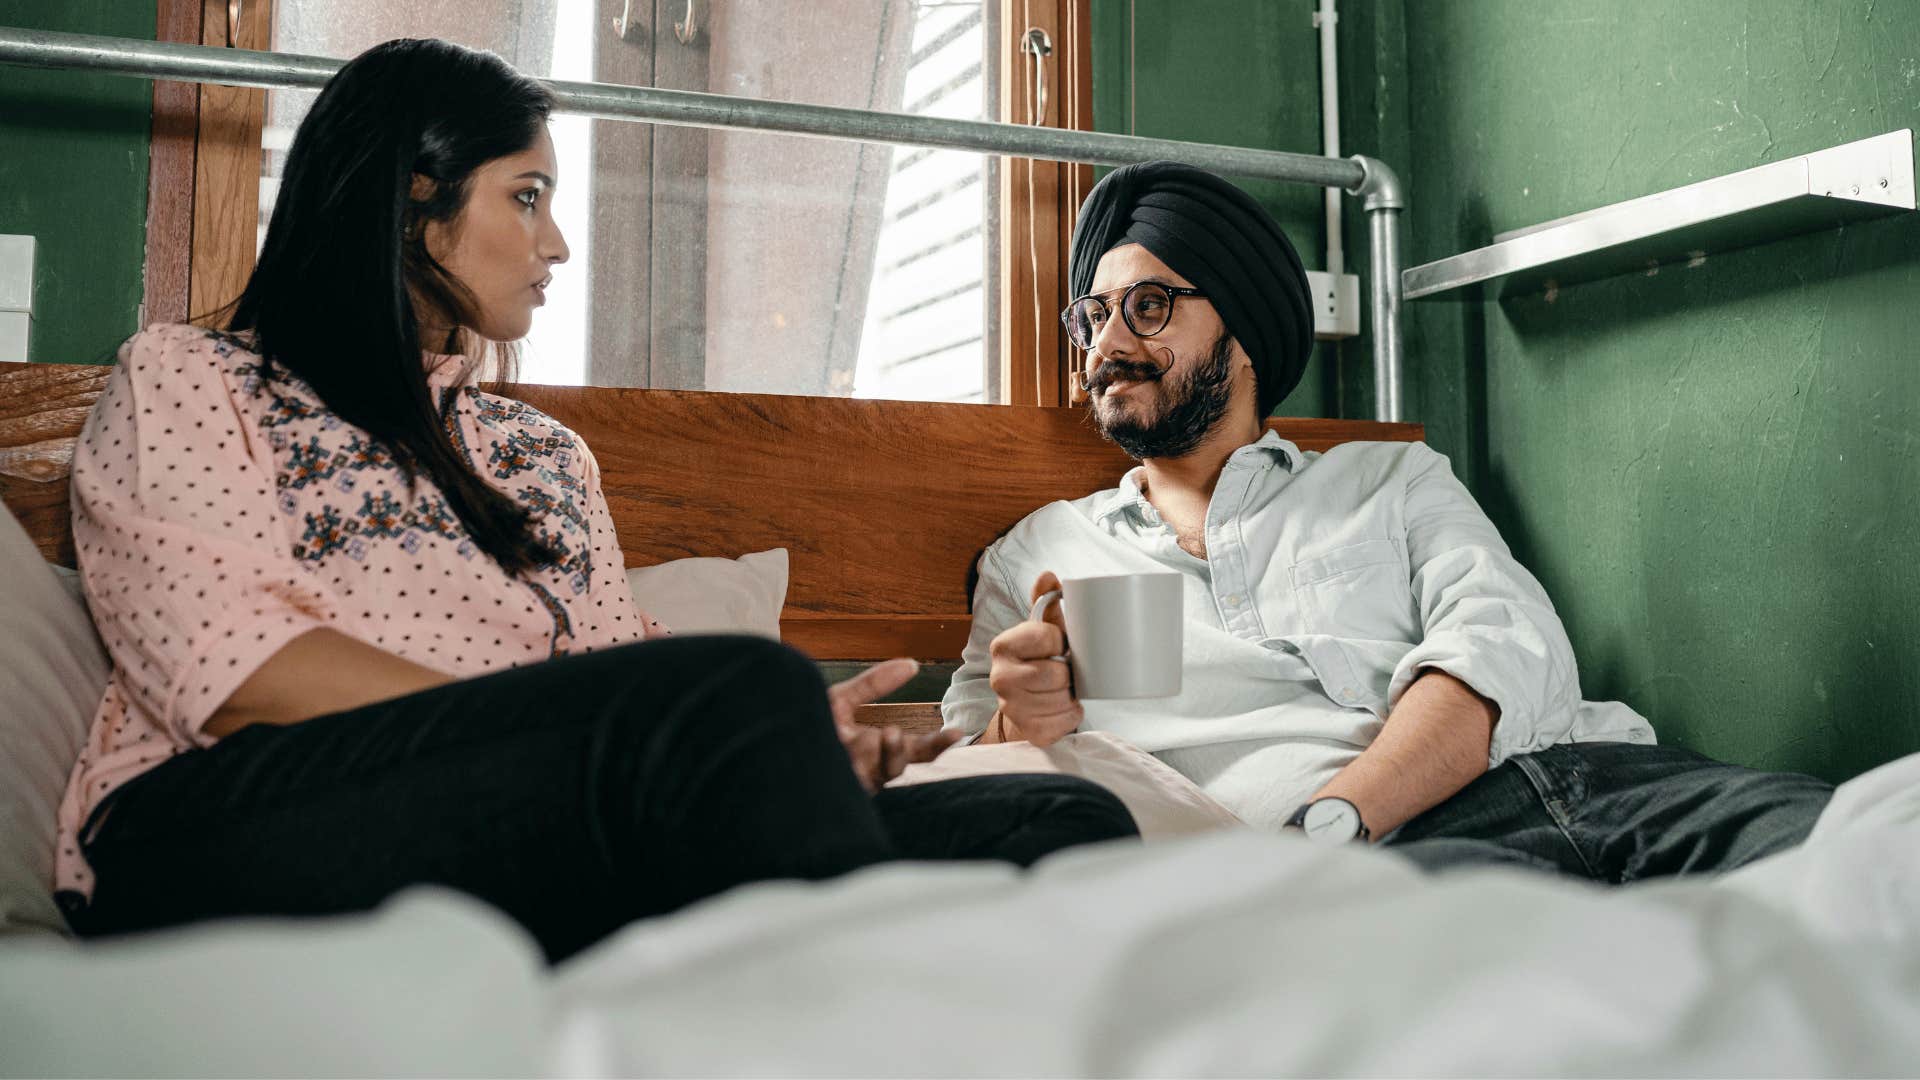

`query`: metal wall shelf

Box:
[1404,129,1915,301]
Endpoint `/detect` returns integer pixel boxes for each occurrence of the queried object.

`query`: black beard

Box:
[1092,331,1236,461]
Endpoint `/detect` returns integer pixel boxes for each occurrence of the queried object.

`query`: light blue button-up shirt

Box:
[941,431,1654,829]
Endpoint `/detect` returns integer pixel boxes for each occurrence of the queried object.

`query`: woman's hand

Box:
[828,658,963,792]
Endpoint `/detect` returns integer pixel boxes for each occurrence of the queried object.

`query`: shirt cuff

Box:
[1388,633,1569,769]
[163,605,333,747]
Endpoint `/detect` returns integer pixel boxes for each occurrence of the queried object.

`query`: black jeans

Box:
[62,636,1136,962]
[1381,742,1834,882]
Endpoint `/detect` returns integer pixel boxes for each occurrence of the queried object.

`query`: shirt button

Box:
[1224,593,1245,607]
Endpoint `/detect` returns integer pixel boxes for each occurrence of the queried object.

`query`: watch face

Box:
[1301,798,1361,842]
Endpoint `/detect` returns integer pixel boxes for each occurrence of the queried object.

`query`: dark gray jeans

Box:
[1380,742,1834,882]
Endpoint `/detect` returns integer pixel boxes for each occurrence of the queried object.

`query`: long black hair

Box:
[230,38,556,575]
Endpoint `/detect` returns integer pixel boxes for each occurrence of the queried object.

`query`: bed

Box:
[3,359,1916,1078]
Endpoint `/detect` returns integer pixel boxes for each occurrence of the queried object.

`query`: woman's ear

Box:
[403,175,439,243]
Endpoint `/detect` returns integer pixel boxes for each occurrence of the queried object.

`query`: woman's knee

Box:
[606,635,832,760]
[695,635,829,717]
[1029,775,1139,844]
[971,774,1141,847]
[577,635,826,713]
[873,773,1138,866]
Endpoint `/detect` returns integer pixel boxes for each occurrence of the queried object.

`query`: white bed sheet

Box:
[548,751,1920,1077]
[0,890,546,1078]
[2,754,1914,1078]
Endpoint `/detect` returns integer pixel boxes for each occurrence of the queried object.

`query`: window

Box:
[149,0,1091,406]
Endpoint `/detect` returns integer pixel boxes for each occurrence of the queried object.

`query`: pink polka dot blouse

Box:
[55,323,667,899]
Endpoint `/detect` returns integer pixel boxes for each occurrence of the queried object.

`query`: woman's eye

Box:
[516,189,541,210]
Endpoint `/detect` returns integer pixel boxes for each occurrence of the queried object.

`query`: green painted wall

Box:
[1395,0,1920,782]
[1090,0,1339,418]
[0,0,153,364]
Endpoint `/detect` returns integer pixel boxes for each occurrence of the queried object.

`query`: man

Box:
[941,160,1831,879]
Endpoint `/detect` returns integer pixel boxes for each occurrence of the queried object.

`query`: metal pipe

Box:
[0,25,1366,189]
[0,24,1411,421]
[1365,207,1404,422]
[1315,0,1343,276]
[1350,155,1405,422]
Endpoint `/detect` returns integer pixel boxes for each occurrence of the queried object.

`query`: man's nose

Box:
[1089,309,1141,370]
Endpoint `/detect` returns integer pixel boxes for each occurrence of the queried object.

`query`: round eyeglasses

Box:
[1060,280,1208,351]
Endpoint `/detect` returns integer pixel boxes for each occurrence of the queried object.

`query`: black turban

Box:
[1068,161,1313,416]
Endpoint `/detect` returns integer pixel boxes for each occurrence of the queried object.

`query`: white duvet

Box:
[5,754,1918,1078]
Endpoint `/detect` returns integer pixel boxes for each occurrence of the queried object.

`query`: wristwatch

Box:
[1284,797,1371,844]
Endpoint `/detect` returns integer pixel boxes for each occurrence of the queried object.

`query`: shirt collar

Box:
[1238,428,1303,471]
[1094,429,1302,525]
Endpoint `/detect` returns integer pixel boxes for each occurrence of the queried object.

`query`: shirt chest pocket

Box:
[1288,538,1418,640]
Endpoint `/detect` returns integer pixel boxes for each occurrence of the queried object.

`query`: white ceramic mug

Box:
[1028,572,1183,699]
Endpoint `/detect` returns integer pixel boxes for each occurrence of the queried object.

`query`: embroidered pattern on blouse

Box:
[222,367,570,620]
[445,388,599,649]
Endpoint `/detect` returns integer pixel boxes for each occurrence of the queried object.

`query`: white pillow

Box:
[0,505,111,935]
[889,730,1246,841]
[625,548,788,640]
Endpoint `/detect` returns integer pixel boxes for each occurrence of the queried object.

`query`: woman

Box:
[54,38,1134,962]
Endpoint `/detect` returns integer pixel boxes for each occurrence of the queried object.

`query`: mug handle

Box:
[1026,589,1072,662]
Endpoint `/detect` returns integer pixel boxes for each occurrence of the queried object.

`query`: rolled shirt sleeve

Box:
[575,443,671,642]
[940,543,1028,738]
[1384,443,1581,767]
[71,326,343,746]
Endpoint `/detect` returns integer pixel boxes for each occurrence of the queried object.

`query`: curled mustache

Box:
[1086,353,1172,396]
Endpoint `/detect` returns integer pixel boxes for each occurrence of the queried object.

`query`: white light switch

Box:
[0,311,30,363]
[0,234,36,314]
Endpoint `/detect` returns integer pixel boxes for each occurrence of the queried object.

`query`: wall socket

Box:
[0,234,35,362]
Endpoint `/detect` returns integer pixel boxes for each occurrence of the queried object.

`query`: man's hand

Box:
[983,571,1083,748]
[829,658,963,792]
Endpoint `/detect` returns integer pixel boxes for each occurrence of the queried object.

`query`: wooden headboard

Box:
[0,361,1423,663]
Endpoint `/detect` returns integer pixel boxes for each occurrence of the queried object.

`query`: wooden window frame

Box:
[145,0,272,329]
[145,0,1091,410]
[996,0,1093,408]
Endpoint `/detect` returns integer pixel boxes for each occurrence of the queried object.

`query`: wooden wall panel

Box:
[0,363,114,566]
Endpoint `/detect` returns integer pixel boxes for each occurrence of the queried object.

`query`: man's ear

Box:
[1230,338,1261,397]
